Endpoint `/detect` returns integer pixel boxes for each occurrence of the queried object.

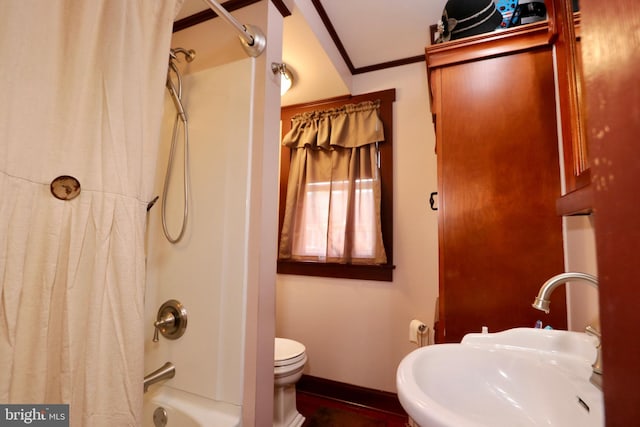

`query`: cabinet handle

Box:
[429,192,438,211]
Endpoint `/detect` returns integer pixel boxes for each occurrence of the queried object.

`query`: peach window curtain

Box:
[0,1,183,426]
[279,100,387,265]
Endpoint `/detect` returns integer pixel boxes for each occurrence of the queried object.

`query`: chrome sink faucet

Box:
[532,272,598,313]
[532,272,602,386]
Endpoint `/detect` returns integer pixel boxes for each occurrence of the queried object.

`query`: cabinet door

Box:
[436,47,567,343]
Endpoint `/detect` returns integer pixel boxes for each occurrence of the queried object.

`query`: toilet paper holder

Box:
[409,319,428,346]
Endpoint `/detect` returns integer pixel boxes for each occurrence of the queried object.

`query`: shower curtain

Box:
[0,1,183,425]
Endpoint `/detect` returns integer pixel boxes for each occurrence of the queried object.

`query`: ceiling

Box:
[175,0,447,105]
[312,0,444,70]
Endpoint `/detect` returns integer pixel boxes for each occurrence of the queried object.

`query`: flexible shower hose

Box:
[161,114,190,243]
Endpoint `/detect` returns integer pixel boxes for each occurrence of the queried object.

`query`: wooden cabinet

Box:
[427,23,567,343]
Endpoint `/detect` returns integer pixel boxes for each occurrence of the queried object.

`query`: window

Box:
[277,89,395,281]
[293,176,376,259]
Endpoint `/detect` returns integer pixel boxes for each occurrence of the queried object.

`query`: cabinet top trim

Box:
[426,21,552,70]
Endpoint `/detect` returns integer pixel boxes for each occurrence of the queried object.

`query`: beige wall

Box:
[168,0,600,403]
[275,59,601,394]
[563,216,599,331]
[241,3,283,425]
[276,61,439,393]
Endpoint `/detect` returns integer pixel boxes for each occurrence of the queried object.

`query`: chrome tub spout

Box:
[144,362,175,393]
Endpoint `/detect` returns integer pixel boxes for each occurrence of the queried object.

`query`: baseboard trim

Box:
[296,374,406,417]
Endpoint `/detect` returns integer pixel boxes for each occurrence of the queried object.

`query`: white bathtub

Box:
[143,387,241,427]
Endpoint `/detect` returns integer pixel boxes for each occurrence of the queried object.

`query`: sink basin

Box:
[396,328,603,427]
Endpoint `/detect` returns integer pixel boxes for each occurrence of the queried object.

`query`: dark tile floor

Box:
[297,391,409,427]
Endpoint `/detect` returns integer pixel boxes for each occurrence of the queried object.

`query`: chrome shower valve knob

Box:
[152,299,187,342]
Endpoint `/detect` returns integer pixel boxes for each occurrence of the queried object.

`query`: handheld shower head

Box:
[170,48,196,63]
[166,47,194,123]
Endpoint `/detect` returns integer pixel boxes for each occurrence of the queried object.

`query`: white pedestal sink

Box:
[396,328,603,427]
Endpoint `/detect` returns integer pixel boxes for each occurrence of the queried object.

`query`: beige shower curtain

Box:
[0,1,183,425]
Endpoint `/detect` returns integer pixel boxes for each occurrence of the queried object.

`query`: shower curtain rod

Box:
[200,0,266,57]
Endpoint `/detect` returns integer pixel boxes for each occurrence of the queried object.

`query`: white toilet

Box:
[274,337,307,427]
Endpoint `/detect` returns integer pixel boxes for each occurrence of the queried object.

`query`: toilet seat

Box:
[275,338,306,367]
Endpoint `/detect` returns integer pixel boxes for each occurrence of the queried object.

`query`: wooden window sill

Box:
[277,260,395,282]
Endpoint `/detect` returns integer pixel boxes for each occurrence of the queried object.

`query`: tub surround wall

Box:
[146,2,282,424]
[145,58,253,405]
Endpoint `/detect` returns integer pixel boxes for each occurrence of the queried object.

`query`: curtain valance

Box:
[282,100,384,149]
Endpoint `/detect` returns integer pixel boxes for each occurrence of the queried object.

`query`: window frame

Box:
[277,89,395,282]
